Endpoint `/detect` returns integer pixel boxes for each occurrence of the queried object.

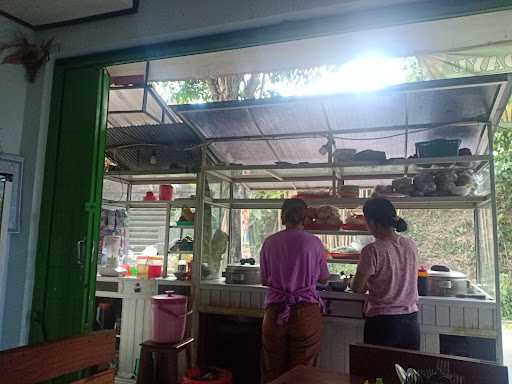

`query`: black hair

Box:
[363,198,408,232]
[281,198,307,225]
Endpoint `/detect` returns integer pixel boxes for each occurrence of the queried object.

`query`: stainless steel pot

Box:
[426,268,469,297]
[225,264,261,285]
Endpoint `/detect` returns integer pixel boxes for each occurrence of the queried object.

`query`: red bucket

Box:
[182,368,232,384]
[159,184,174,201]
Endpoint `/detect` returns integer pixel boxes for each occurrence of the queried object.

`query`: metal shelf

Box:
[102,198,197,208]
[210,196,489,210]
[204,155,489,183]
[326,258,359,264]
[168,250,194,255]
[104,171,198,185]
[307,229,371,236]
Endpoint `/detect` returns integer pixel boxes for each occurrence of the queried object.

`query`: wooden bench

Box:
[350,343,508,384]
[0,330,116,384]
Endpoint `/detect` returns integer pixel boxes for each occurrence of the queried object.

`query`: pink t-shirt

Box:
[260,229,330,323]
[357,234,419,317]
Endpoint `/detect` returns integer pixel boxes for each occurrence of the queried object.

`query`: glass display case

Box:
[189,75,511,330]
[100,172,198,280]
[199,141,496,288]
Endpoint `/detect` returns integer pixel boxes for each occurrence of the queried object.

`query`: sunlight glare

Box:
[274,55,407,96]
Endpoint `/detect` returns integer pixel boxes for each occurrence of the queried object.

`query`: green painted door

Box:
[30,66,109,344]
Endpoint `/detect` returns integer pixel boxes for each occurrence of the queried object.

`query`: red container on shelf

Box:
[143,191,157,201]
[159,184,174,201]
[147,256,163,278]
[148,265,162,279]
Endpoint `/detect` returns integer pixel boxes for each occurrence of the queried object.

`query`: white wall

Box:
[37,0,512,61]
[0,16,36,349]
[0,18,32,154]
[4,1,512,348]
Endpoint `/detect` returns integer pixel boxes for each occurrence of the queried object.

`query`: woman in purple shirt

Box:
[351,198,420,350]
[260,199,330,383]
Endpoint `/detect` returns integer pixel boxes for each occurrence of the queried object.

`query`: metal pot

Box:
[426,267,469,297]
[225,264,261,285]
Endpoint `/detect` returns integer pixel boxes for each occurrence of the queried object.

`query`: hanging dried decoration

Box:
[0,36,56,82]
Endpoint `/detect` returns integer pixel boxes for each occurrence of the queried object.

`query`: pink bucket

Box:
[151,291,188,343]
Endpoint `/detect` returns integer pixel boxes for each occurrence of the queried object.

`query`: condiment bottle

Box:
[418,266,428,296]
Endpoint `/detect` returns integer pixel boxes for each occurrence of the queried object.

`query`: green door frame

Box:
[30,0,512,343]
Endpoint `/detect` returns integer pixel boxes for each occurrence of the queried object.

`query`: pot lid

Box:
[427,270,467,279]
[226,264,261,272]
[152,290,187,303]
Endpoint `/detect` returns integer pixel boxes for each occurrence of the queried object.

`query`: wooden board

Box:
[72,369,115,384]
[270,365,364,384]
[349,343,508,384]
[0,330,115,384]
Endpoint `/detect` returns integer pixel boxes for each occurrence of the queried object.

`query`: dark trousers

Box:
[364,312,420,351]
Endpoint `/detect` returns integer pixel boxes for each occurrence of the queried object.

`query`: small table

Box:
[270,366,366,384]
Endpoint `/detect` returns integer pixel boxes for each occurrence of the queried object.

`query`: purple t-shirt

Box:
[260,229,330,322]
[357,234,419,317]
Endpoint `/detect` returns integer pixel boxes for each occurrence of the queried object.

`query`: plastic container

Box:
[183,367,232,384]
[143,191,158,201]
[136,256,149,278]
[147,256,163,279]
[159,184,174,201]
[418,266,428,296]
[151,291,188,343]
[415,138,462,158]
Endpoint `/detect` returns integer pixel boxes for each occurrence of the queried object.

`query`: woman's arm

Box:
[351,244,375,293]
[350,271,369,293]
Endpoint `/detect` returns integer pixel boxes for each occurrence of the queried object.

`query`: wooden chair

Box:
[349,343,508,384]
[137,310,194,384]
[0,330,116,384]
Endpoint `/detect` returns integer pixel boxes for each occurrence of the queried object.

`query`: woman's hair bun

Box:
[395,217,408,232]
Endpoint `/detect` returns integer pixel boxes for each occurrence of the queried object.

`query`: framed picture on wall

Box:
[0,153,23,233]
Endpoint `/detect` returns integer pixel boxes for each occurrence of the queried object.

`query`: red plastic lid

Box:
[152,290,187,304]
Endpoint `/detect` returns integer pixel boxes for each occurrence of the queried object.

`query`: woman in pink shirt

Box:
[351,198,420,350]
[260,198,330,383]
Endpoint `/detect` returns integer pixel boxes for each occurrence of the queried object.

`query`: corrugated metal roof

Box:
[107,85,181,128]
[106,124,201,172]
[175,74,512,166]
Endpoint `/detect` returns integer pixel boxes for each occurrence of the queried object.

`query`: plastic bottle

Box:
[418,265,428,296]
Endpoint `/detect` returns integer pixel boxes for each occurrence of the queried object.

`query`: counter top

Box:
[96,276,496,305]
[199,279,495,305]
[96,275,191,285]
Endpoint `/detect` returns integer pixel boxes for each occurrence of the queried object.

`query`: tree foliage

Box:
[495,126,512,272]
[153,66,338,104]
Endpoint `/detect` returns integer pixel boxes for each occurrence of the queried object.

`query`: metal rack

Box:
[188,74,512,363]
[101,171,198,278]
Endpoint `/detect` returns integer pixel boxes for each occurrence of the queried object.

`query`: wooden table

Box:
[270,366,366,384]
